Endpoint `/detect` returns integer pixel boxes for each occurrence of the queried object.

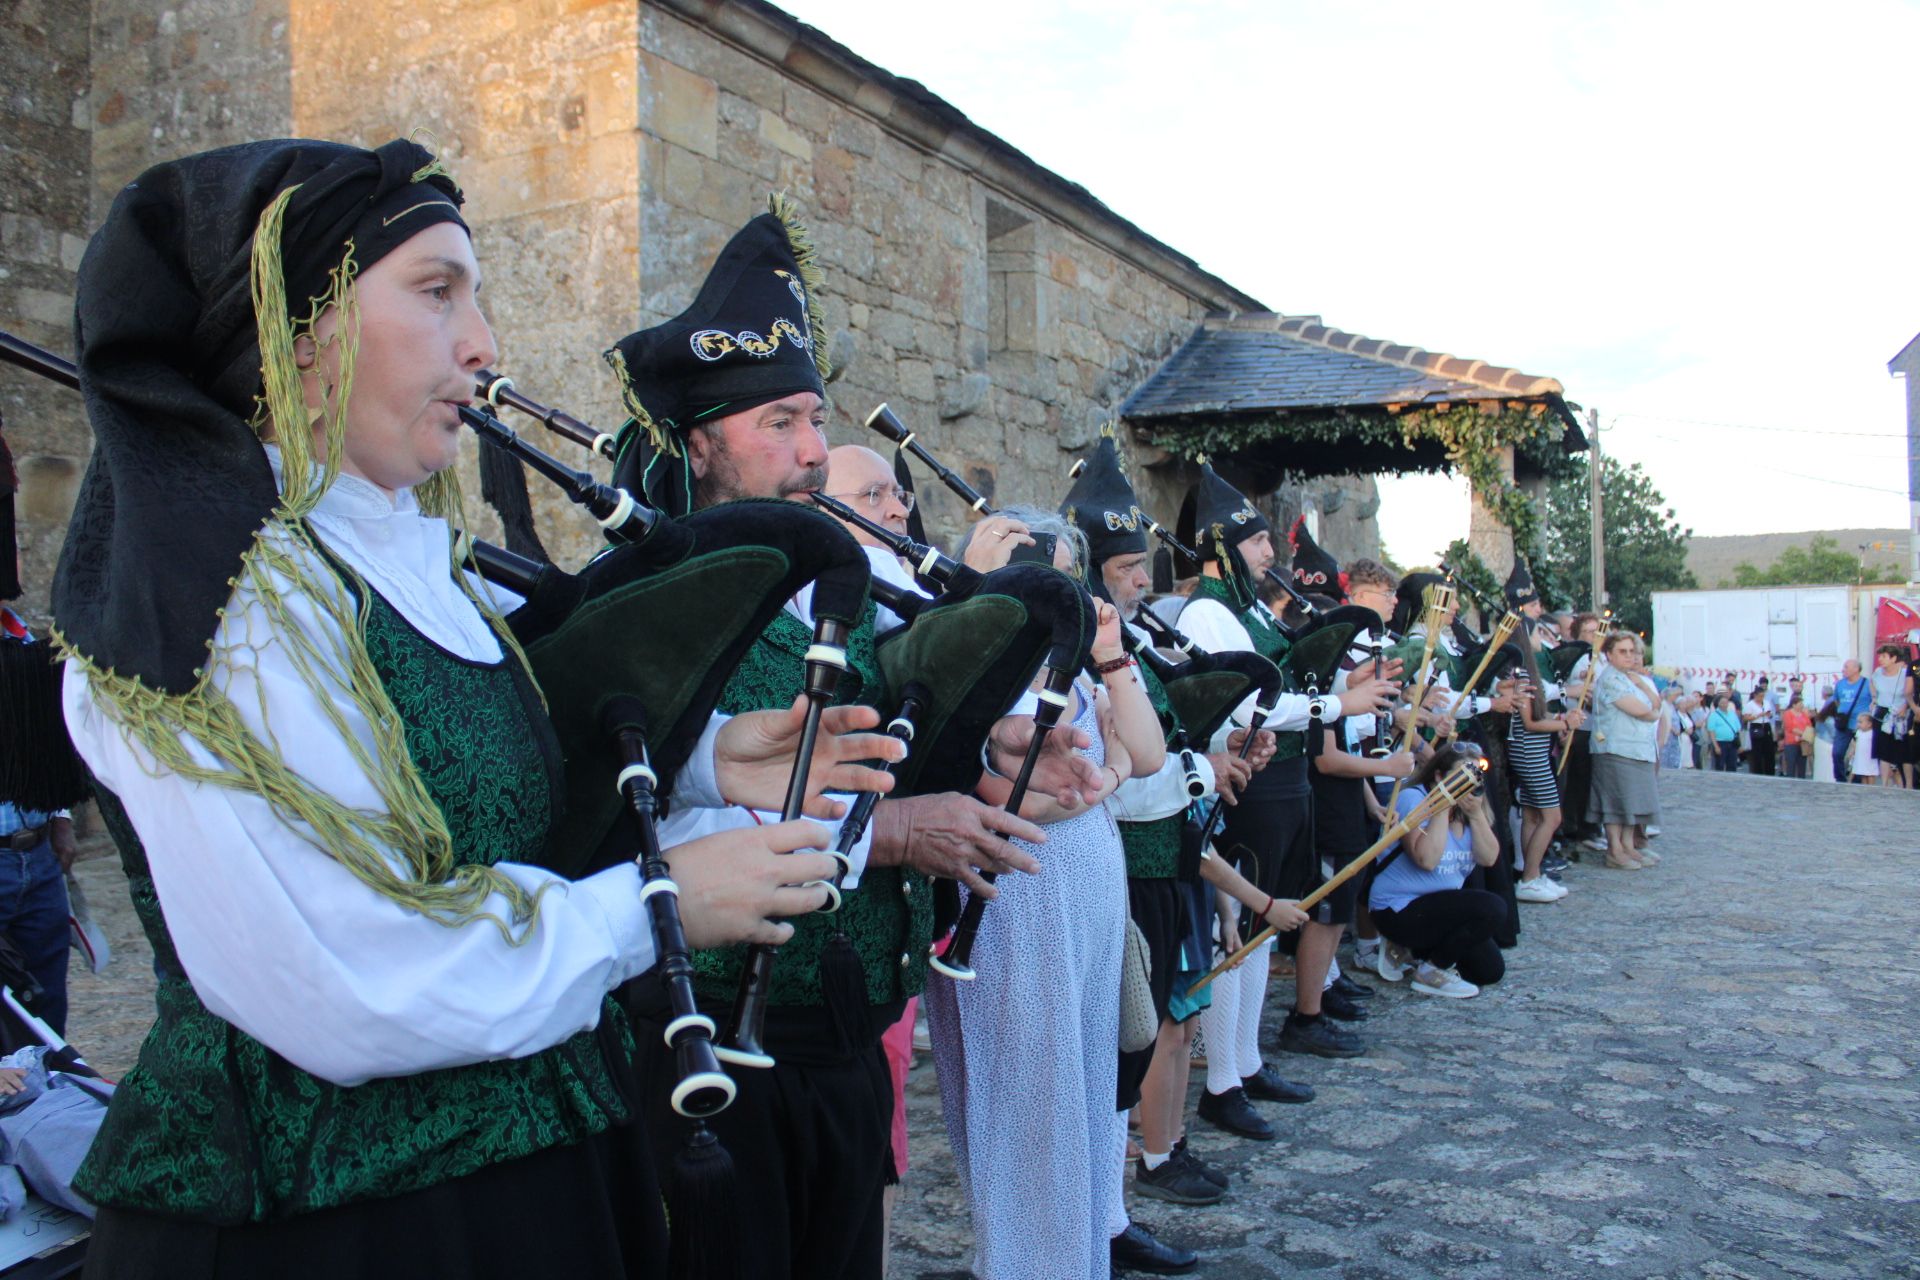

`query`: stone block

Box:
[827,112,879,157]
[896,358,936,402]
[783,80,831,139]
[759,108,813,161]
[16,454,81,526]
[638,50,716,157]
[814,143,855,216]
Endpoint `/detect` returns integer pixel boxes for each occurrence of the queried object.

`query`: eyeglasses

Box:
[825,484,916,512]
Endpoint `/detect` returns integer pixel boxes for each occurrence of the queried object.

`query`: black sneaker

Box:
[1172,1137,1229,1189]
[1543,855,1571,875]
[1111,1223,1200,1275]
[1196,1086,1276,1140]
[1277,1014,1366,1059]
[1241,1065,1315,1104]
[1330,972,1376,1000]
[1134,1153,1224,1205]
[1320,988,1370,1022]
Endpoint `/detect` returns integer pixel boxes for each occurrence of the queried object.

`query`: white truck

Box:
[1650,583,1919,694]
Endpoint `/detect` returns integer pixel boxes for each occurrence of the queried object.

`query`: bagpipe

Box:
[1382,581,1458,814]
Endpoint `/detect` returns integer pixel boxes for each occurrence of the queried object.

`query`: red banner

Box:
[1877,597,1920,651]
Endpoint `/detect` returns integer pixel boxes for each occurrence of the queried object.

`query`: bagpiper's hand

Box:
[960,515,1034,572]
[1226,727,1277,770]
[878,792,1043,899]
[1338,673,1398,718]
[987,713,1102,807]
[667,820,840,950]
[1564,707,1586,731]
[1205,751,1252,804]
[713,700,907,818]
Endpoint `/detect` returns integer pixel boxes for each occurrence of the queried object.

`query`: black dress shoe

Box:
[1134,1152,1224,1205]
[1196,1085,1276,1140]
[1172,1137,1229,1188]
[1320,988,1370,1022]
[1242,1065,1315,1104]
[1111,1223,1200,1275]
[1277,1013,1366,1058]
[1330,972,1376,1000]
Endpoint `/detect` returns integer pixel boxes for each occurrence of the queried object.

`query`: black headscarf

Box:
[1391,570,1450,635]
[606,197,830,517]
[54,138,468,693]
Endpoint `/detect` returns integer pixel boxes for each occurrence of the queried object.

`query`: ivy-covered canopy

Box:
[1120,313,1587,565]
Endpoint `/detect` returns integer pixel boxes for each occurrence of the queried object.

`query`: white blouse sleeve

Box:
[63,573,657,1089]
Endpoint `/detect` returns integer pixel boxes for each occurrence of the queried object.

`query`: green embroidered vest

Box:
[1189,575,1305,761]
[1117,647,1183,880]
[700,604,935,1008]
[75,588,634,1224]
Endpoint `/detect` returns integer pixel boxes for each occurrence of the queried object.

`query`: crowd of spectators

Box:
[1662,644,1916,788]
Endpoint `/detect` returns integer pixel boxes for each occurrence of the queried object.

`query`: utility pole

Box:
[1588,407,1607,610]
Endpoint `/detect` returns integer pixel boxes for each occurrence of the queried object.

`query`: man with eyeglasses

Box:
[824,445,915,540]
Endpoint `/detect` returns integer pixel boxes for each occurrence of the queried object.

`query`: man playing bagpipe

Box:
[604,198,1102,1280]
[1173,467,1399,1078]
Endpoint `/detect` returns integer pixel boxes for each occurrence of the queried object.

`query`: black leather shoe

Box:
[1277,1013,1366,1058]
[1242,1065,1315,1104]
[1330,972,1376,1000]
[1196,1086,1276,1140]
[1134,1153,1223,1205]
[1111,1223,1200,1275]
[1172,1137,1229,1188]
[1321,988,1370,1022]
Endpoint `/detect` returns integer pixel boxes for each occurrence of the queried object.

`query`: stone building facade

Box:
[1,0,1382,623]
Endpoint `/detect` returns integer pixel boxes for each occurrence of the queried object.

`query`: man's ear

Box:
[293,334,318,370]
[683,425,712,481]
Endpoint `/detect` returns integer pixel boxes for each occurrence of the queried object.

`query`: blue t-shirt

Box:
[1368,786,1476,914]
[1831,676,1872,727]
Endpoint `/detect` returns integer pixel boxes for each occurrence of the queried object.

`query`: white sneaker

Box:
[1645,825,1662,837]
[1374,945,1409,982]
[1514,877,1561,904]
[1411,964,1480,999]
[1580,837,1608,853]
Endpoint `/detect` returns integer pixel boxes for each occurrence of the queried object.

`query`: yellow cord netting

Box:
[57,179,552,941]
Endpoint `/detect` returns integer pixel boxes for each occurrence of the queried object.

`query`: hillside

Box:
[1685,529,1905,588]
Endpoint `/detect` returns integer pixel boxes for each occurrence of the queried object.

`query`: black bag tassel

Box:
[818,929,869,1063]
[0,636,91,812]
[477,433,551,563]
[667,1122,740,1280]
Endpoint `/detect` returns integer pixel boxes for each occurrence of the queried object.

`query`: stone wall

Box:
[1,0,94,623]
[4,0,1377,602]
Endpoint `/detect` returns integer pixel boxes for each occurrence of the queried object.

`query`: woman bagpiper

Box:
[55,137,892,1278]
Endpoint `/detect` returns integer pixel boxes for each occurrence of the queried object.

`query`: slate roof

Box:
[1122,313,1566,419]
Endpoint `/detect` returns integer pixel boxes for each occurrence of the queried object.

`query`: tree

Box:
[1536,455,1695,636]
[1728,535,1901,587]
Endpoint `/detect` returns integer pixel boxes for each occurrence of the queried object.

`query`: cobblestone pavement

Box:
[888,770,1920,1279]
[59,770,1920,1277]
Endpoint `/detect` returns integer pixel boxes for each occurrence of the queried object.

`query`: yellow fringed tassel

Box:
[767,191,833,382]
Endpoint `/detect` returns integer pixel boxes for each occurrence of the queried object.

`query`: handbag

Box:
[1119,918,1157,1053]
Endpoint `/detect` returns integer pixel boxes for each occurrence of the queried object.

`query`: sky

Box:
[778,0,1919,567]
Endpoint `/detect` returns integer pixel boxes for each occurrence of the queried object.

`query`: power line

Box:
[1634,428,1911,495]
[1613,410,1905,441]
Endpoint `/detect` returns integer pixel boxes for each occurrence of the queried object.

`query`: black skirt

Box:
[84,1121,668,1280]
[1117,876,1185,1109]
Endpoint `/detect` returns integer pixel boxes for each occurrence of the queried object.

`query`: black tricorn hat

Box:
[1505,556,1539,607]
[1061,431,1148,566]
[1288,515,1342,602]
[1178,461,1268,562]
[606,195,831,517]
